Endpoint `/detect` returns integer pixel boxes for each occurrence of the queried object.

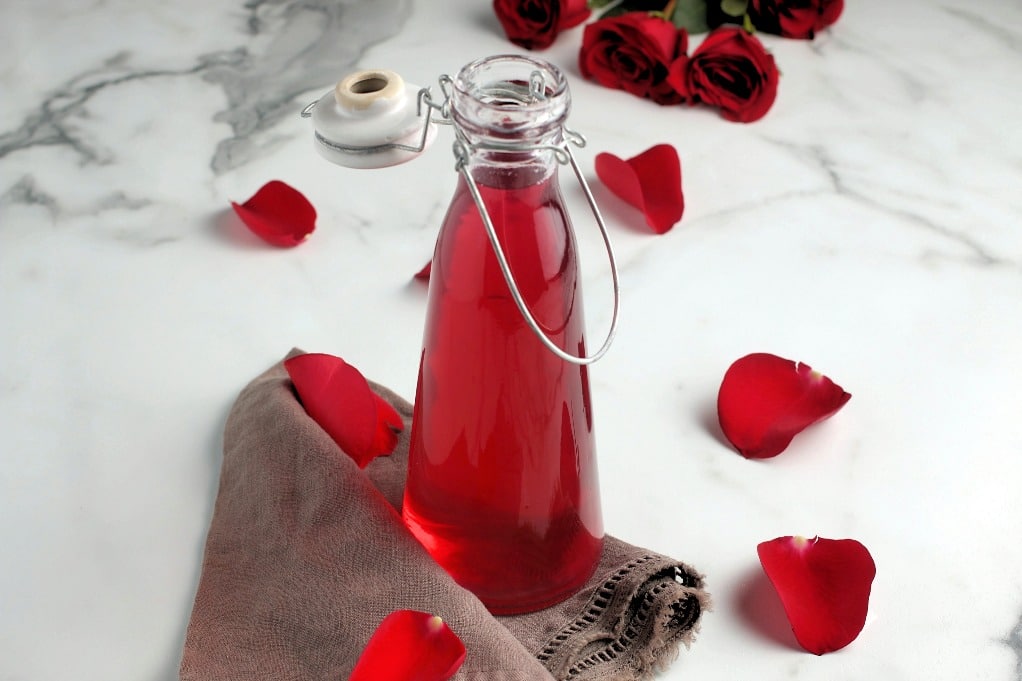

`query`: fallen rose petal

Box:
[595,144,683,233]
[818,0,845,32]
[350,610,466,681]
[284,353,402,467]
[370,391,405,454]
[758,536,876,655]
[230,180,316,247]
[717,353,850,459]
[414,260,432,282]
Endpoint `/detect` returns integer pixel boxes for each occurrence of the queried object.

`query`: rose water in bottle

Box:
[403,55,604,614]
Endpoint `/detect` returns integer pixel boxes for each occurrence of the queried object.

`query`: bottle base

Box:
[404,503,604,615]
[482,549,603,615]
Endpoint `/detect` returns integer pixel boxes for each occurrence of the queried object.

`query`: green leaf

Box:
[742,13,756,32]
[720,0,749,17]
[671,0,709,33]
[599,4,632,18]
[587,0,619,9]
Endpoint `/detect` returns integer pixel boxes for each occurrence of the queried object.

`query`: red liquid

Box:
[404,172,603,614]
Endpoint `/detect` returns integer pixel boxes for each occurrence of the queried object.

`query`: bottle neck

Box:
[450,55,570,189]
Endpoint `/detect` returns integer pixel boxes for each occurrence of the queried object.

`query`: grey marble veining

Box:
[0,51,239,167]
[3,1,1022,680]
[942,7,1022,53]
[205,0,409,172]
[0,0,409,175]
[1007,611,1022,681]
[3,176,59,215]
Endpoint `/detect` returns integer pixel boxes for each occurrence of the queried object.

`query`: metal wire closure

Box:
[302,72,620,365]
[451,131,620,365]
[301,86,451,158]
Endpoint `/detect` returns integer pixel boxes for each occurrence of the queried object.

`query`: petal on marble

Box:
[230,180,316,247]
[757,536,876,655]
[595,144,683,234]
[717,353,850,459]
[349,610,466,681]
[284,353,402,468]
[414,260,432,282]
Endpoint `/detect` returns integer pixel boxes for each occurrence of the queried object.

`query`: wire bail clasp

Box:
[302,66,620,365]
[451,117,620,366]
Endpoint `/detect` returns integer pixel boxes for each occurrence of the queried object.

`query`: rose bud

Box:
[748,0,844,39]
[675,27,779,123]
[493,0,591,51]
[579,13,689,105]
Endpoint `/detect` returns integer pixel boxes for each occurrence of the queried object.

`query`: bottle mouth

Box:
[452,54,569,139]
[454,54,567,107]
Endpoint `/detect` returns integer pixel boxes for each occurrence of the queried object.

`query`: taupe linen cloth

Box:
[180,351,709,680]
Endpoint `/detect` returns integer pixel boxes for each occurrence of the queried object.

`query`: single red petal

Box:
[757,536,876,655]
[369,391,404,455]
[414,260,432,282]
[666,55,692,100]
[717,353,851,459]
[595,144,684,234]
[284,353,403,467]
[350,610,466,681]
[230,180,316,247]
[818,0,845,30]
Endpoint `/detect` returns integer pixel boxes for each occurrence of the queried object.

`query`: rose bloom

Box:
[674,27,779,123]
[579,13,689,105]
[493,0,591,50]
[748,0,844,39]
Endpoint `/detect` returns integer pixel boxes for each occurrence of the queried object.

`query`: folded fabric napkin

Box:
[180,351,709,680]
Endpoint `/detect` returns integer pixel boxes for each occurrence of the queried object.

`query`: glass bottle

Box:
[402,55,604,615]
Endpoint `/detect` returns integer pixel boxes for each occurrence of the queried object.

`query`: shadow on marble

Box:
[401,276,430,300]
[733,563,801,652]
[698,398,732,451]
[151,404,231,681]
[207,207,276,251]
[585,181,662,236]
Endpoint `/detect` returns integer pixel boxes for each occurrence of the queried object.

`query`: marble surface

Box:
[2,0,1021,679]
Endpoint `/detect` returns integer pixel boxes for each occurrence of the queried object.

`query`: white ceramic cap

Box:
[309,69,437,169]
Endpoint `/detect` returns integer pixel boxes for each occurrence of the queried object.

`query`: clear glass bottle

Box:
[402,55,604,615]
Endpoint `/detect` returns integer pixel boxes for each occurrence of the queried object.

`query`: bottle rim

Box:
[451,54,570,140]
[453,54,568,107]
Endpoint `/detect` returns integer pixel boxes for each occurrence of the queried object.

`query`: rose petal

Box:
[350,610,466,681]
[595,144,683,234]
[230,180,316,247]
[578,13,689,105]
[818,0,845,32]
[757,536,876,655]
[685,27,779,123]
[493,0,561,50]
[370,391,404,455]
[717,353,850,459]
[284,353,403,468]
[414,260,432,282]
[748,0,844,39]
[558,0,591,30]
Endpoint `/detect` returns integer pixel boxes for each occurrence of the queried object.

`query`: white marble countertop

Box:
[2,0,1021,679]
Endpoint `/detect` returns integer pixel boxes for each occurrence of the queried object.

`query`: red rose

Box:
[675,27,778,123]
[493,0,591,50]
[748,0,844,39]
[579,13,689,105]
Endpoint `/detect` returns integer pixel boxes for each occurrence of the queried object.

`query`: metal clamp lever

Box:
[455,131,620,366]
